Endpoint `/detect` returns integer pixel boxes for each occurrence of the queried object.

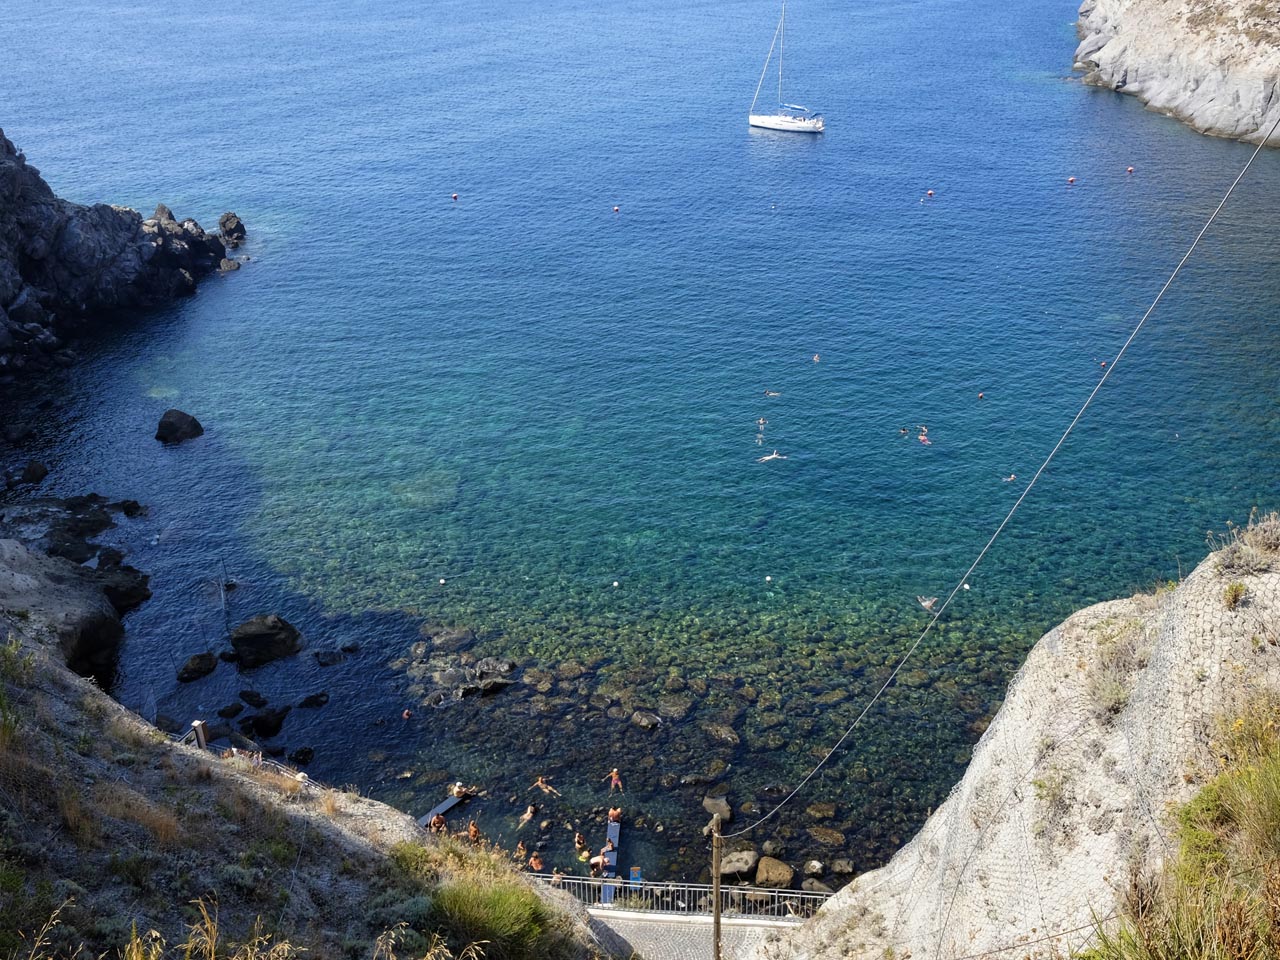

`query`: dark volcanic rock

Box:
[177,651,218,683]
[288,747,314,766]
[298,691,329,709]
[313,648,344,667]
[230,614,302,667]
[155,408,204,444]
[239,690,268,708]
[0,129,236,388]
[20,461,48,484]
[219,258,240,272]
[217,702,245,719]
[218,211,246,248]
[240,706,291,739]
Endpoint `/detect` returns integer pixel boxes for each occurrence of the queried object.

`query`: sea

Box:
[2,0,1279,880]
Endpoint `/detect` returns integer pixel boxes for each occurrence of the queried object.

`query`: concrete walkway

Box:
[588,909,792,960]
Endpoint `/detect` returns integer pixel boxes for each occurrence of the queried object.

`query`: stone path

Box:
[589,911,787,960]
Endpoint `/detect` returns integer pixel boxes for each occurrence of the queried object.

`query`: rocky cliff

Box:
[757,516,1280,959]
[0,128,238,386]
[1074,0,1280,143]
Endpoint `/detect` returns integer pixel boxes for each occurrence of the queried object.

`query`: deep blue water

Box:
[2,0,1279,879]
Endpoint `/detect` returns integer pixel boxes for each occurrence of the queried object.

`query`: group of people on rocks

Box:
[424,767,625,876]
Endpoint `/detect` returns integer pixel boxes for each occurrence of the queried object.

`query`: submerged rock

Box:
[231,614,302,668]
[155,408,204,444]
[177,652,217,683]
[720,849,759,876]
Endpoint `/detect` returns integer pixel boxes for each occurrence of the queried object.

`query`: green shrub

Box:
[1224,581,1248,610]
[429,878,557,960]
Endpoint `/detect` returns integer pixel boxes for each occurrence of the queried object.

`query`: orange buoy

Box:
[1067,176,1076,185]
[926,189,934,197]
[451,193,458,201]
[1126,166,1134,174]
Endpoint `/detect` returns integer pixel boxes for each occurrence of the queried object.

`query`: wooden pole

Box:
[712,814,723,960]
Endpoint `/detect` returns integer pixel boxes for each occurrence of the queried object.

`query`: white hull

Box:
[749,113,824,133]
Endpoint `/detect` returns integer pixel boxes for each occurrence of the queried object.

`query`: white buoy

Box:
[765,575,772,582]
[612,581,620,588]
[439,578,446,585]
[962,583,970,590]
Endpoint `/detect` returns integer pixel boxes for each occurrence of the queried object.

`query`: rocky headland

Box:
[0,127,243,386]
[1074,0,1280,142]
[757,514,1280,959]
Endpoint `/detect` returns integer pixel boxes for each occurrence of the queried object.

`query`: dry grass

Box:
[1210,510,1280,577]
[95,782,182,848]
[58,786,97,846]
[1086,616,1150,721]
[249,766,305,799]
[321,789,341,817]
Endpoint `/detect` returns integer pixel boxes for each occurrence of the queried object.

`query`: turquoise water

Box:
[2,0,1279,879]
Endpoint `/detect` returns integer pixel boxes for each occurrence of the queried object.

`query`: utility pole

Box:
[712,814,723,960]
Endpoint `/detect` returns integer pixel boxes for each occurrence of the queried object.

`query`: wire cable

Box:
[726,106,1280,839]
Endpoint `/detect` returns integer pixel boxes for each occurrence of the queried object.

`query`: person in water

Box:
[518,804,538,828]
[528,851,545,872]
[574,831,589,854]
[530,775,561,796]
[589,839,617,875]
[608,806,623,823]
[757,450,787,462]
[514,840,527,861]
[602,768,624,794]
[428,812,447,834]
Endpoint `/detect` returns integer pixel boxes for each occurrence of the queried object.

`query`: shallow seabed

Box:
[2,0,1279,878]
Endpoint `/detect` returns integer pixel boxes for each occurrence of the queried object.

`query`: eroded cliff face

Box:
[757,527,1280,959]
[0,128,233,385]
[1074,0,1280,142]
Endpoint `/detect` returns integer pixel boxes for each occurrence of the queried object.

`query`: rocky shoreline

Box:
[1074,0,1280,143]
[0,127,245,386]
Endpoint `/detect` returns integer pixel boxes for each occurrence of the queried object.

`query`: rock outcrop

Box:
[1074,0,1280,143]
[758,523,1280,959]
[230,613,303,668]
[0,128,239,385]
[155,408,205,444]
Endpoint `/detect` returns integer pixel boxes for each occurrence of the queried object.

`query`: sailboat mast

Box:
[778,0,785,105]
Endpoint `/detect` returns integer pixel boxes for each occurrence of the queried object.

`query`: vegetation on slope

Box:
[0,617,599,960]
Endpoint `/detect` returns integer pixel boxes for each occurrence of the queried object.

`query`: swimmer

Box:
[608,806,623,823]
[917,596,938,612]
[1003,474,1016,482]
[757,450,788,462]
[402,708,412,720]
[918,435,932,445]
[530,775,562,797]
[757,418,768,427]
[574,831,589,854]
[764,390,781,397]
[900,427,909,435]
[514,840,527,861]
[528,851,545,872]
[518,804,538,828]
[812,354,820,363]
[602,767,624,794]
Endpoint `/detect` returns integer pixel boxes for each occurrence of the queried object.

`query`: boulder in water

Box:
[230,613,302,668]
[155,408,204,444]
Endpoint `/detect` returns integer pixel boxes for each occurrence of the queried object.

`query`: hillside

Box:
[0,538,606,960]
[757,513,1280,958]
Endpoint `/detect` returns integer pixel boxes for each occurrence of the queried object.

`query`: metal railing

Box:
[533,874,831,922]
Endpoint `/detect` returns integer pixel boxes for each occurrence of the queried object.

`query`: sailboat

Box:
[749,0,825,133]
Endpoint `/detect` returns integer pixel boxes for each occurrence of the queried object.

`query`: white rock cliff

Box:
[757,532,1280,959]
[1074,0,1280,142]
